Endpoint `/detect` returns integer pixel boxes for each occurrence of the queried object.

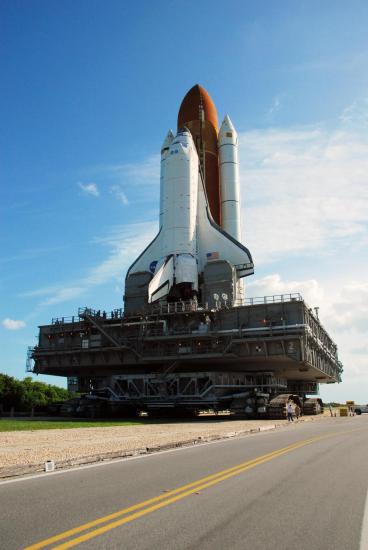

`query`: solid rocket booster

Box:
[219,115,241,241]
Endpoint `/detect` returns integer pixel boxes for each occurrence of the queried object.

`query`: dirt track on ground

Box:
[0,415,328,472]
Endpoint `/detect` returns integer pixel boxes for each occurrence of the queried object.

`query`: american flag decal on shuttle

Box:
[206,251,219,260]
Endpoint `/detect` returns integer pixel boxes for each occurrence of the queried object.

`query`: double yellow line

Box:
[25,434,325,550]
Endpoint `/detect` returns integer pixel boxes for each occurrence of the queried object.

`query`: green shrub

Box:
[0,374,72,412]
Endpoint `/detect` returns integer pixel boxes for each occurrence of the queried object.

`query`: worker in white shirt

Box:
[287,402,294,422]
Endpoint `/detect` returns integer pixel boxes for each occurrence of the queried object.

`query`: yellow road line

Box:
[52,439,317,550]
[24,436,321,550]
[27,426,366,550]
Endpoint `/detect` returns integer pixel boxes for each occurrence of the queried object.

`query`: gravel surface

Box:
[0,416,327,471]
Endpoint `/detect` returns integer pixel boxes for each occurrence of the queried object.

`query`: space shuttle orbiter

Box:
[124,85,254,312]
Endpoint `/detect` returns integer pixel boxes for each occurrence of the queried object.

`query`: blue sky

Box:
[1,0,368,402]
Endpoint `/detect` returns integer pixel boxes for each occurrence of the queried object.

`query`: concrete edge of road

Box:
[0,417,324,481]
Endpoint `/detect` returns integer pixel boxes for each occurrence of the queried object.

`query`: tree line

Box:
[0,373,73,413]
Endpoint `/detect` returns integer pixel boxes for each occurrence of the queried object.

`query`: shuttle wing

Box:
[125,229,163,279]
[197,171,254,277]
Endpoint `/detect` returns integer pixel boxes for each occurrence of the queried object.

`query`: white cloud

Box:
[266,94,285,120]
[104,154,160,185]
[77,182,100,197]
[290,52,368,74]
[324,281,368,334]
[0,246,66,264]
[24,222,157,306]
[22,286,56,298]
[247,274,324,307]
[239,121,368,264]
[41,287,85,306]
[340,97,368,129]
[109,185,129,205]
[2,318,26,330]
[247,273,368,400]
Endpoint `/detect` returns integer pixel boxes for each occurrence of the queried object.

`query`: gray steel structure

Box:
[29,293,342,417]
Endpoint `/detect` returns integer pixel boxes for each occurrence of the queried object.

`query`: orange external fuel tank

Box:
[177,84,221,226]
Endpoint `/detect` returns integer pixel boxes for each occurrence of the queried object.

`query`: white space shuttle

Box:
[124,85,253,311]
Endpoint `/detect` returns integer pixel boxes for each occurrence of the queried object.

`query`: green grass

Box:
[0,419,145,431]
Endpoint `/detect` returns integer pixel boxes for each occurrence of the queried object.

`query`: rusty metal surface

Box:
[177,85,221,224]
[178,84,219,132]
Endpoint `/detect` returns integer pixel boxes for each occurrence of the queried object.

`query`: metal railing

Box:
[50,294,304,325]
[51,308,124,324]
[144,293,303,316]
[243,293,302,305]
[149,300,208,315]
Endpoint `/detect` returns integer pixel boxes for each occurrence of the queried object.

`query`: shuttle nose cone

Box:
[220,115,235,133]
[161,129,174,152]
[219,115,238,144]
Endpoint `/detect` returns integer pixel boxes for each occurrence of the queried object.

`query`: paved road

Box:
[1,417,367,550]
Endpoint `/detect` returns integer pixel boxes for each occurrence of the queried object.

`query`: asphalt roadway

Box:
[1,416,367,550]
